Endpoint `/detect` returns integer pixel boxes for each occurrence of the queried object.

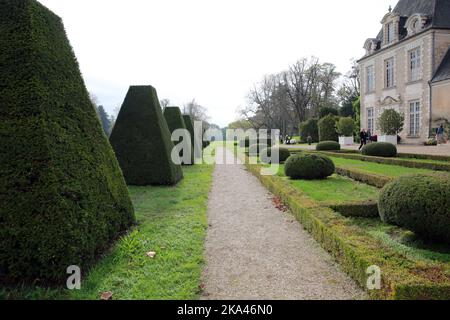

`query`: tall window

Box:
[366,65,375,92]
[367,107,375,134]
[385,58,395,88]
[409,101,420,136]
[386,22,395,43]
[409,47,421,81]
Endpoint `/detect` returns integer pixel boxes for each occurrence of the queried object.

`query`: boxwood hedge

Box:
[316,141,341,151]
[284,154,335,180]
[379,174,450,243]
[0,0,135,282]
[261,147,291,163]
[362,142,397,158]
[110,87,183,185]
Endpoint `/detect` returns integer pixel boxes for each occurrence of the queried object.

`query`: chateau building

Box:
[358,0,450,143]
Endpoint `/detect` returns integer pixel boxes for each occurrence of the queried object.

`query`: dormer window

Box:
[405,14,428,36]
[381,10,400,46]
[386,22,395,43]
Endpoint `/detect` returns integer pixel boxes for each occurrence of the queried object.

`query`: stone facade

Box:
[359,3,450,144]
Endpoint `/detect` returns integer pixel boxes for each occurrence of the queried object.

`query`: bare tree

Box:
[183,99,210,122]
[238,57,341,136]
[160,99,171,108]
[283,57,340,122]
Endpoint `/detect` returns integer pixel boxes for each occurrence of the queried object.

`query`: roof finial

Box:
[388,5,392,13]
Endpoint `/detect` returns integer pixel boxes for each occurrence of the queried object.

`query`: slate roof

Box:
[432,48,450,83]
[376,0,450,43]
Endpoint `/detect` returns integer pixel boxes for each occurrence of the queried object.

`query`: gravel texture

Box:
[200,147,367,300]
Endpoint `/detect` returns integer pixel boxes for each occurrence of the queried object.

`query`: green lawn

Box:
[276,165,379,204]
[329,156,434,177]
[349,217,450,265]
[0,164,214,300]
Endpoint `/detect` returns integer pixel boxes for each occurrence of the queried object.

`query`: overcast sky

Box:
[39,0,395,127]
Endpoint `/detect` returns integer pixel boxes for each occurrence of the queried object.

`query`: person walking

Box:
[437,125,445,145]
[358,129,367,150]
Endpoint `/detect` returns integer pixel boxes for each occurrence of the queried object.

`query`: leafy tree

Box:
[336,117,355,137]
[319,106,339,118]
[377,109,404,135]
[353,96,361,133]
[318,114,339,142]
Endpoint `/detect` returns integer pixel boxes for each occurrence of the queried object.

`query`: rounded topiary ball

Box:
[261,147,291,163]
[362,142,397,157]
[378,174,450,243]
[284,154,335,180]
[316,141,341,151]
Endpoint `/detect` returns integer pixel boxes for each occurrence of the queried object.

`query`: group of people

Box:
[357,124,448,150]
[358,129,372,150]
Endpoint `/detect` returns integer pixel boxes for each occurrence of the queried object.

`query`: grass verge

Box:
[0,164,214,300]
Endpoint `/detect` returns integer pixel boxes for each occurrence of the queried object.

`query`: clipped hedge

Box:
[164,107,193,165]
[335,167,392,188]
[316,141,341,151]
[362,142,397,157]
[0,0,135,282]
[248,144,268,156]
[379,174,450,243]
[330,201,379,218]
[285,154,335,180]
[299,119,319,143]
[318,114,338,142]
[312,151,450,172]
[183,114,201,162]
[261,147,291,163]
[110,86,183,185]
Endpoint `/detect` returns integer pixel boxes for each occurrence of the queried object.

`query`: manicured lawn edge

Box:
[328,201,379,218]
[305,151,450,172]
[398,152,450,162]
[294,148,450,162]
[335,166,392,188]
[242,158,450,300]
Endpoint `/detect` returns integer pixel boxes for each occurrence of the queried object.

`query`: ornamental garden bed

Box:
[243,153,450,300]
[299,151,450,172]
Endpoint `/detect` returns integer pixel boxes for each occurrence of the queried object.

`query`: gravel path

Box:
[201,147,367,300]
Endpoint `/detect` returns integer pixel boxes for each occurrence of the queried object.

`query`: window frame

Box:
[409,47,421,82]
[367,107,375,134]
[409,101,421,136]
[386,22,395,44]
[366,65,375,93]
[385,57,395,88]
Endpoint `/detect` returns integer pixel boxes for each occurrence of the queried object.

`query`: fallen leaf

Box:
[272,196,288,212]
[146,251,156,258]
[100,291,113,300]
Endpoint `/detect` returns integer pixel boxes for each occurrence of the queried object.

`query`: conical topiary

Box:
[183,114,201,162]
[0,0,135,282]
[164,107,193,165]
[109,86,184,185]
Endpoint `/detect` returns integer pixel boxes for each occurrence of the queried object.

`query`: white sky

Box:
[39,0,395,127]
